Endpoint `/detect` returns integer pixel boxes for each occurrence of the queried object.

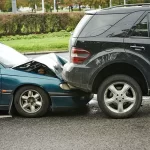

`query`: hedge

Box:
[0,12,84,36]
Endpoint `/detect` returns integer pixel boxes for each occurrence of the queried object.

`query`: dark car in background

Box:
[63,4,150,118]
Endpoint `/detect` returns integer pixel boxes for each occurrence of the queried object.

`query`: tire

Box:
[14,86,50,118]
[97,74,142,119]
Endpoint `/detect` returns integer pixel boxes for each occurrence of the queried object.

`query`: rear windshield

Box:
[79,14,127,37]
[73,15,93,38]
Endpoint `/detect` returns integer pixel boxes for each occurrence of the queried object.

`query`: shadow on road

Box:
[1,102,150,119]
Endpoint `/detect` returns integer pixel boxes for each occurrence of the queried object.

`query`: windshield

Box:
[0,43,28,67]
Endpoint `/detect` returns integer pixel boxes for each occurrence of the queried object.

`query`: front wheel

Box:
[97,75,142,119]
[14,86,50,118]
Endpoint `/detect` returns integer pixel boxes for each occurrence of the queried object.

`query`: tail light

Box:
[71,47,90,64]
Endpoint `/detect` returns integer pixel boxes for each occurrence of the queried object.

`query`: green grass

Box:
[0,31,71,52]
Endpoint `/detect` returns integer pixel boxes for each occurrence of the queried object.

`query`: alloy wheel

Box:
[104,82,136,114]
[19,90,43,114]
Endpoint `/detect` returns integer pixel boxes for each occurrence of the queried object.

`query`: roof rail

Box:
[104,3,150,10]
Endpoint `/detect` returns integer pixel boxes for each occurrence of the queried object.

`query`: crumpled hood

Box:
[15,53,68,79]
[34,53,67,79]
[0,43,67,79]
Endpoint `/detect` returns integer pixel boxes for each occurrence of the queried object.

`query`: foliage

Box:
[0,0,148,12]
[44,0,53,12]
[0,0,11,12]
[0,12,83,35]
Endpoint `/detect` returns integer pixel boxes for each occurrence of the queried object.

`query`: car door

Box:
[124,11,150,86]
[124,12,150,56]
[0,64,3,106]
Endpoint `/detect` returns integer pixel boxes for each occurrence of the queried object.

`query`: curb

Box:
[23,50,68,55]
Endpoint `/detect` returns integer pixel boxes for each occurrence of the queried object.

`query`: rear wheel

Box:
[97,75,142,119]
[14,86,50,117]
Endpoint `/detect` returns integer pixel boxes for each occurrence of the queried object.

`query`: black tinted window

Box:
[79,14,126,37]
[106,11,144,37]
[73,15,93,38]
[132,16,148,37]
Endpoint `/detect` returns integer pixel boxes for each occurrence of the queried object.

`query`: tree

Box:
[17,0,29,7]
[27,0,41,12]
[0,0,12,12]
[63,0,74,12]
[63,0,73,6]
[0,0,5,11]
[93,0,106,8]
[45,0,53,12]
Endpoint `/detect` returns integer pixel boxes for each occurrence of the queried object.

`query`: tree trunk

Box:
[79,4,81,11]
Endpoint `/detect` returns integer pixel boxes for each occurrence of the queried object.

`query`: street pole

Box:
[42,0,45,13]
[54,0,57,12]
[109,0,112,7]
[124,0,126,5]
[110,0,112,7]
[12,0,17,13]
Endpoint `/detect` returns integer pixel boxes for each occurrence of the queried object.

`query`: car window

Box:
[106,11,145,37]
[73,15,93,38]
[131,15,148,37]
[79,14,127,37]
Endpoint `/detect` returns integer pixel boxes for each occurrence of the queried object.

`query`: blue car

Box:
[0,43,93,117]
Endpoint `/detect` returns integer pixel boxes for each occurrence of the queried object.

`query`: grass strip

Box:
[0,31,70,52]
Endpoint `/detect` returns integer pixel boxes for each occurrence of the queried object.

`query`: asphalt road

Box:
[1,53,150,150]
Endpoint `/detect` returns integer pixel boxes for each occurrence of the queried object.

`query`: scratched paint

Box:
[95,53,119,66]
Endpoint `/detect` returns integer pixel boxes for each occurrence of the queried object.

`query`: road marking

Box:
[0,115,12,119]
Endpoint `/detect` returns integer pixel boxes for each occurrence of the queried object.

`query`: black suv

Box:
[63,4,150,118]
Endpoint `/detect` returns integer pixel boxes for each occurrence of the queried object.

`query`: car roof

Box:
[86,5,150,15]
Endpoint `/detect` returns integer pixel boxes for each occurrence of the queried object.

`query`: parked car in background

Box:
[63,4,150,118]
[0,43,93,117]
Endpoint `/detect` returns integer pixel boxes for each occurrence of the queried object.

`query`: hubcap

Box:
[19,90,43,114]
[104,82,136,113]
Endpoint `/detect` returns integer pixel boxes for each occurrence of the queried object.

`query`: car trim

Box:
[0,105,9,110]
[1,90,12,94]
[48,92,76,96]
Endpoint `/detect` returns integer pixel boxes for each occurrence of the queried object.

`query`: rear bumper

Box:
[62,63,92,92]
[50,92,93,110]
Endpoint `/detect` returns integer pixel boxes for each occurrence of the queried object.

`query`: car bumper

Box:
[62,63,92,92]
[49,91,93,110]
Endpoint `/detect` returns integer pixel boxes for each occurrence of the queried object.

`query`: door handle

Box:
[130,45,145,51]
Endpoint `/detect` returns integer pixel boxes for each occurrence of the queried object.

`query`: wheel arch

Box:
[91,62,149,95]
[9,83,52,113]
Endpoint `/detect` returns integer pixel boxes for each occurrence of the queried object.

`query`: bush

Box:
[0,12,84,36]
